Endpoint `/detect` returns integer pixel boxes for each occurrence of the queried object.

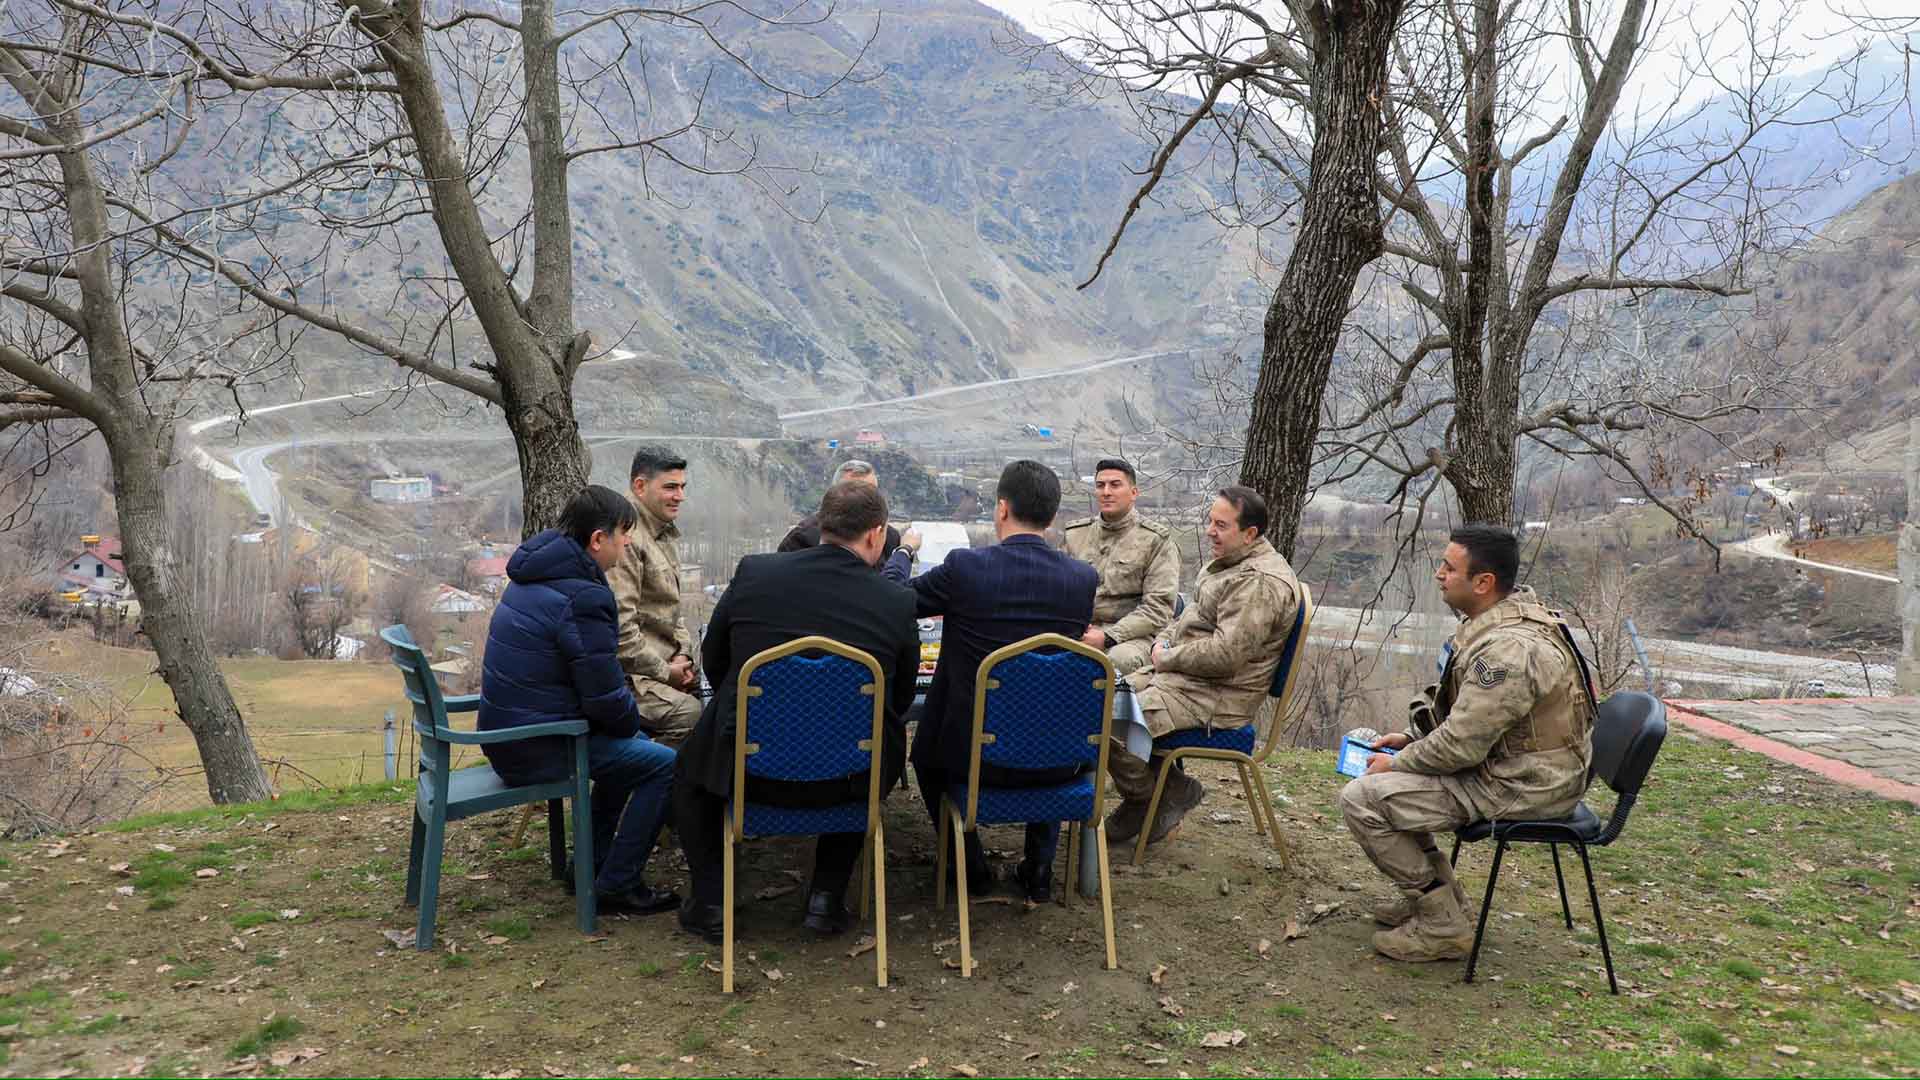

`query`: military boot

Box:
[1373,852,1468,927]
[1104,799,1150,846]
[1371,883,1475,962]
[1143,771,1206,845]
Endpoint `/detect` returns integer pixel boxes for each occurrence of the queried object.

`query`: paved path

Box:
[1668,697,1920,805]
[775,348,1187,421]
[1725,529,1900,584]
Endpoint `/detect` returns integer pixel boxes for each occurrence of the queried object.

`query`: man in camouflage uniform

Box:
[1104,486,1302,851]
[607,445,701,748]
[1339,524,1596,963]
[1063,458,1180,676]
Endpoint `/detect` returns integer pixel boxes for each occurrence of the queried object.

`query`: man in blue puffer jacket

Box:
[479,485,679,916]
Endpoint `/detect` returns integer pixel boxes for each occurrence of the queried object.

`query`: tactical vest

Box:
[1435,598,1598,760]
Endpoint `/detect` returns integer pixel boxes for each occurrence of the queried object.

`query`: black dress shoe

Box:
[596,883,681,916]
[677,897,724,945]
[1012,860,1052,904]
[801,890,853,936]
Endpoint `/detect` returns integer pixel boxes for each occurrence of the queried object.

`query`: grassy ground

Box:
[1,730,1916,1078]
[29,633,429,807]
[1803,534,1899,575]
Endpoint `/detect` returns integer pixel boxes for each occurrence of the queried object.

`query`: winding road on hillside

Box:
[775,348,1188,421]
[1725,477,1900,584]
[187,392,1895,697]
[195,345,1195,523]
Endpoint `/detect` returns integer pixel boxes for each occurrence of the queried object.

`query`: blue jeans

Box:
[588,734,676,895]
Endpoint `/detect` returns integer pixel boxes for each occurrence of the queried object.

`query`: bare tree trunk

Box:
[500,374,591,533]
[340,0,592,535]
[1440,0,1516,526]
[1239,2,1406,559]
[0,27,273,805]
[105,426,272,803]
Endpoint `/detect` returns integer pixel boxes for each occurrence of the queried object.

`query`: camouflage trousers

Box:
[1337,771,1475,891]
[1107,638,1153,677]
[631,676,701,749]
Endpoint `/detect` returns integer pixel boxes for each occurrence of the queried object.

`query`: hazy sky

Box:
[978,0,1896,46]
[974,0,1908,102]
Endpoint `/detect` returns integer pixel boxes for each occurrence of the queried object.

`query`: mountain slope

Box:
[1747,167,1920,469]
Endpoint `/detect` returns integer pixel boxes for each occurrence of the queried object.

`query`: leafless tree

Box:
[374,567,435,641]
[1349,0,1906,554]
[1034,0,1905,564]
[1560,558,1644,696]
[0,2,295,801]
[280,545,364,660]
[1025,0,1414,559]
[81,0,877,535]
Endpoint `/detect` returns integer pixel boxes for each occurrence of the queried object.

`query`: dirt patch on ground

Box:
[2,739,1917,1078]
[1803,534,1898,575]
[1635,548,1898,654]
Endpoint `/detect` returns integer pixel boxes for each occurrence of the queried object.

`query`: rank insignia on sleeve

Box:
[1470,656,1507,688]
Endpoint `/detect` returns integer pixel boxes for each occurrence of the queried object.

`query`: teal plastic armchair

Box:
[382,625,596,948]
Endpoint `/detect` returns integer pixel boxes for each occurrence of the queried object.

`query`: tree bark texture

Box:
[343,0,590,535]
[1442,0,1648,524]
[1441,0,1513,524]
[1239,0,1406,559]
[28,62,273,803]
[107,426,274,803]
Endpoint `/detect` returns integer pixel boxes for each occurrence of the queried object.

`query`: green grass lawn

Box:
[28,631,445,808]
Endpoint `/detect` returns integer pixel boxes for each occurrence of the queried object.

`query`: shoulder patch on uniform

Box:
[1063,517,1094,531]
[1470,655,1508,689]
[1138,517,1171,537]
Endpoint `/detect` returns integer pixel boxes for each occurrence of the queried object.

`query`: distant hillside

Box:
[1745,168,1920,471]
[167,0,1266,436]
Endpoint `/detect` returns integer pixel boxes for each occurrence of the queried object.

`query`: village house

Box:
[52,535,135,605]
[370,476,433,503]
[465,543,516,594]
[430,584,488,615]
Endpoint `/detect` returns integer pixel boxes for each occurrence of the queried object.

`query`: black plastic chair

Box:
[1449,691,1667,994]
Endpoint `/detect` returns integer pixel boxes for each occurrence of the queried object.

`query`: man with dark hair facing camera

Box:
[1339,524,1596,963]
[607,445,701,747]
[1062,457,1179,676]
[1103,485,1302,854]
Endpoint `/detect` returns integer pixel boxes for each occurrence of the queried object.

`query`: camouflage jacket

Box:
[1127,538,1300,731]
[1396,586,1596,819]
[1062,508,1180,645]
[606,496,695,684]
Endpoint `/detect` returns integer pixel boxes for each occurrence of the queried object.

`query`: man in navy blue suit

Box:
[886,460,1098,902]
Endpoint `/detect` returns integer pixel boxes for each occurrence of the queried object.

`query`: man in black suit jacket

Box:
[886,460,1099,901]
[674,481,920,943]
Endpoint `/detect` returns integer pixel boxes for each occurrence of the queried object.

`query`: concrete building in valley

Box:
[371,476,432,503]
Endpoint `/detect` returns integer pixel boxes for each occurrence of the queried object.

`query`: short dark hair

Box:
[817,480,889,543]
[1449,524,1519,593]
[559,485,638,548]
[630,444,687,481]
[1215,485,1269,537]
[997,459,1062,528]
[1094,458,1137,484]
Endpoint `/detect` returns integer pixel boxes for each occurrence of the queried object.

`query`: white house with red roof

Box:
[54,535,134,603]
